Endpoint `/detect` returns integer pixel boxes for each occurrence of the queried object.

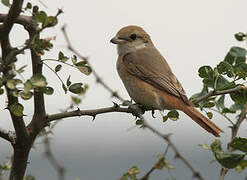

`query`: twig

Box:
[43,136,65,180]
[142,121,204,180]
[194,85,247,104]
[218,104,247,180]
[61,25,124,101]
[139,145,170,180]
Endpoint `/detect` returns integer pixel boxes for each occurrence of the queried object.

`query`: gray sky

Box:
[1,0,247,179]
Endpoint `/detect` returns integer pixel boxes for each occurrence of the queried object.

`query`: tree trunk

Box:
[9,146,31,180]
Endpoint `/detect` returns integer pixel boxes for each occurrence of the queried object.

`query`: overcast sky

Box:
[1,0,247,179]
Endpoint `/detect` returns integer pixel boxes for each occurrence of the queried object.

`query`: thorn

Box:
[193,172,200,178]
[92,115,96,121]
[96,77,101,83]
[112,101,119,108]
[111,91,118,98]
[151,109,156,118]
[76,108,81,116]
[174,153,180,159]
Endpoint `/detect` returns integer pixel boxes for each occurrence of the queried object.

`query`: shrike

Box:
[110,25,223,137]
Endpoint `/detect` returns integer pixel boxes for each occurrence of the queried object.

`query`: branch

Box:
[142,121,204,180]
[43,136,65,180]
[0,0,24,37]
[46,105,132,122]
[139,145,170,180]
[0,128,15,143]
[194,85,247,104]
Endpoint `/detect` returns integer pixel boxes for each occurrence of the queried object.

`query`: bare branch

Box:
[46,105,132,122]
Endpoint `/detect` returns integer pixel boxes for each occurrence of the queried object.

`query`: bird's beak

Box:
[110,36,125,44]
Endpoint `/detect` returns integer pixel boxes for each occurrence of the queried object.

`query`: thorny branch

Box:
[61,26,205,180]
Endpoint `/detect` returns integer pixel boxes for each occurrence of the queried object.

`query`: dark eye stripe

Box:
[129,34,137,40]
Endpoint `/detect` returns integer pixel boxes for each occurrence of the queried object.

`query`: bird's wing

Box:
[122,47,190,105]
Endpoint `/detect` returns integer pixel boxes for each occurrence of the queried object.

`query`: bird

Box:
[110,25,223,137]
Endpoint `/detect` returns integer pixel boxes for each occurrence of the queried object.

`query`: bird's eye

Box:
[129,34,137,40]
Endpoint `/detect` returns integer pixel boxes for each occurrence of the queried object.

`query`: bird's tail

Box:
[182,106,223,137]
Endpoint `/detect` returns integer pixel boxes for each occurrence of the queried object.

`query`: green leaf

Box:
[69,83,84,94]
[76,64,92,75]
[6,79,22,89]
[215,75,235,91]
[224,47,247,65]
[222,108,236,114]
[216,95,225,110]
[135,119,143,125]
[35,11,47,23]
[167,110,179,121]
[0,88,4,95]
[215,152,245,169]
[211,140,223,152]
[40,86,54,95]
[62,84,67,94]
[24,80,32,93]
[206,112,213,119]
[66,75,71,86]
[230,90,247,105]
[198,66,214,79]
[128,166,140,175]
[236,160,247,172]
[235,32,246,41]
[217,61,235,78]
[154,157,175,170]
[71,55,77,64]
[230,103,244,112]
[210,140,245,169]
[199,143,211,150]
[1,0,10,7]
[163,115,168,122]
[202,101,215,108]
[228,137,247,153]
[58,51,69,62]
[234,62,247,79]
[24,2,32,10]
[30,74,47,87]
[55,64,62,72]
[71,96,81,105]
[16,65,27,74]
[20,91,33,100]
[42,16,57,28]
[9,103,24,117]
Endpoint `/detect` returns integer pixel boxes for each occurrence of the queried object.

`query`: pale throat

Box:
[117,42,147,55]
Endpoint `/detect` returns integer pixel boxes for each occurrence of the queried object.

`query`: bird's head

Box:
[111,25,153,55]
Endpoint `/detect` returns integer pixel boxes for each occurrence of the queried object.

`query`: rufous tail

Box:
[183,106,224,137]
